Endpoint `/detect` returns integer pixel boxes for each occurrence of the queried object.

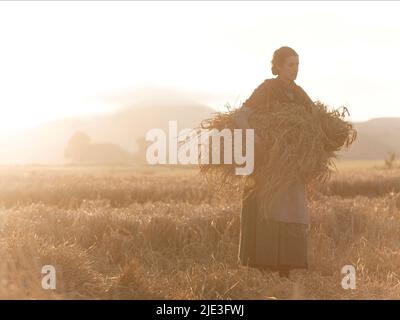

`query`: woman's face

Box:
[277,55,299,81]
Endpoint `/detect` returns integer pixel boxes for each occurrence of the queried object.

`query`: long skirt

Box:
[238,182,308,270]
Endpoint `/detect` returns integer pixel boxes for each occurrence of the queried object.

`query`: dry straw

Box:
[192,100,357,220]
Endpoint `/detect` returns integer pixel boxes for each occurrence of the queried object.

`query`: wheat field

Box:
[1,163,400,299]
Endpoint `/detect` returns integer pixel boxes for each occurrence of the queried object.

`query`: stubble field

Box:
[1,163,400,299]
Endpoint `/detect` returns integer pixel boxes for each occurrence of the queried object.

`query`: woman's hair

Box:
[271,46,298,75]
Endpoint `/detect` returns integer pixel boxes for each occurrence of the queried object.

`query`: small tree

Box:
[64,131,91,162]
[384,151,396,169]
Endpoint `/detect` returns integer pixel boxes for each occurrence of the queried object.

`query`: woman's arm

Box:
[242,79,269,110]
[234,79,271,146]
[234,105,253,129]
[234,106,263,146]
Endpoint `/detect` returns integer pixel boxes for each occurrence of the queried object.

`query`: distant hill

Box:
[337,117,400,160]
[0,103,215,165]
[0,102,399,164]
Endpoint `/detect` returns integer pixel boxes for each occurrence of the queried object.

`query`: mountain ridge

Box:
[0,105,399,164]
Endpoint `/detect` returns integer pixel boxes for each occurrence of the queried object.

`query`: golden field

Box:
[1,161,400,299]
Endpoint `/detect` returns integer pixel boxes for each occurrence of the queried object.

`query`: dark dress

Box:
[237,77,314,271]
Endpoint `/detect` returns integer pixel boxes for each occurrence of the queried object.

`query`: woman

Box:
[235,46,315,278]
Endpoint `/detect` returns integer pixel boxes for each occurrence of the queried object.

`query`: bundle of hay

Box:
[192,100,357,219]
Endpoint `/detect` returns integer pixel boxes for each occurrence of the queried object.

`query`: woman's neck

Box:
[277,75,295,88]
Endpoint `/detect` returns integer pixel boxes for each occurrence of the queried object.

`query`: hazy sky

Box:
[0,1,399,130]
